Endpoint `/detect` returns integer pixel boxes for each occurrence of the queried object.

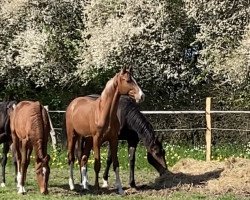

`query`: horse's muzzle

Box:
[135,92,145,103]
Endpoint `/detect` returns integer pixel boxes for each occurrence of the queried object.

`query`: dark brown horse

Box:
[0,101,17,187]
[10,101,50,194]
[66,67,144,194]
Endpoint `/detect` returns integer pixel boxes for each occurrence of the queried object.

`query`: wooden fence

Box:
[46,97,250,161]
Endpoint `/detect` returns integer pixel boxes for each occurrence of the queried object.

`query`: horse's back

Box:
[66,96,98,136]
[11,101,49,140]
[67,96,97,117]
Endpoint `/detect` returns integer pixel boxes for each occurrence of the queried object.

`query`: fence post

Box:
[44,105,57,150]
[205,97,212,161]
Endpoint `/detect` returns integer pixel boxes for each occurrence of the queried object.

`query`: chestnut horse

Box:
[76,95,168,188]
[66,67,144,194]
[10,101,50,194]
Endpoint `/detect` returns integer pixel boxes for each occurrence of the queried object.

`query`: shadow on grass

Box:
[49,168,224,195]
[136,168,224,190]
[49,183,131,196]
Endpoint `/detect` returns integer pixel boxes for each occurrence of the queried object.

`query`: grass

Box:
[47,141,250,170]
[0,142,250,200]
[0,166,247,200]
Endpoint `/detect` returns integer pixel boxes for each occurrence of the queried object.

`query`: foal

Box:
[66,67,144,194]
[10,101,50,194]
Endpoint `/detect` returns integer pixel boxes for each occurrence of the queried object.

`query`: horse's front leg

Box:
[109,137,124,194]
[93,135,101,191]
[0,142,10,187]
[80,137,92,190]
[127,139,139,188]
[102,144,112,188]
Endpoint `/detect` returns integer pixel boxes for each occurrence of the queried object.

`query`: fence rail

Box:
[46,97,250,161]
[48,110,250,114]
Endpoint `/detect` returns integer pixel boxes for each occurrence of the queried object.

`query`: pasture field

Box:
[0,142,250,200]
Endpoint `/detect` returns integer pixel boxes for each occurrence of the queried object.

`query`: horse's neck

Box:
[98,75,120,125]
[126,107,155,148]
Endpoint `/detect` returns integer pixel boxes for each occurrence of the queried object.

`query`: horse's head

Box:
[35,154,50,194]
[147,137,168,176]
[6,101,17,114]
[117,66,145,103]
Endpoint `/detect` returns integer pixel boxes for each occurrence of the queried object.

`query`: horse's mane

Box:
[119,96,156,148]
[86,94,156,148]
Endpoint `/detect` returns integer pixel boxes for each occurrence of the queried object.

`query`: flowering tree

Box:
[0,0,83,104]
[78,0,208,108]
[0,0,249,108]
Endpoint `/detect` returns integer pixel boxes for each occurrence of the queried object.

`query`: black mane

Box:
[119,96,156,148]
[86,94,157,148]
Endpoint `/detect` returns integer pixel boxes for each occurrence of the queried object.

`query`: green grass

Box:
[45,141,250,170]
[2,141,249,170]
[0,142,250,200]
[0,166,247,200]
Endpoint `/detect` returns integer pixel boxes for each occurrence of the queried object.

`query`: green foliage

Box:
[0,0,83,98]
[184,0,250,85]
[79,0,211,108]
[0,0,249,110]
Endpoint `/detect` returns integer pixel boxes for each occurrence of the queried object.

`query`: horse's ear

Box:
[128,66,133,74]
[156,133,163,143]
[121,66,127,74]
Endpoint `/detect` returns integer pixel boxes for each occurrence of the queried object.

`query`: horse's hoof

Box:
[69,178,75,190]
[82,183,89,190]
[41,189,49,195]
[102,179,109,188]
[1,183,6,187]
[129,182,136,188]
[18,186,26,194]
[94,185,100,191]
[118,188,124,195]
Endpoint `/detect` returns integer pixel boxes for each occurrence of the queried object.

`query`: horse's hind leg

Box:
[102,144,112,188]
[109,138,124,194]
[12,133,22,189]
[25,146,32,183]
[0,142,10,187]
[77,137,83,184]
[67,127,77,190]
[18,140,28,194]
[10,143,17,183]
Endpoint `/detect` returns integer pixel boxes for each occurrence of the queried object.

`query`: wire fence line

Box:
[46,97,249,160]
[48,109,250,132]
[48,110,250,114]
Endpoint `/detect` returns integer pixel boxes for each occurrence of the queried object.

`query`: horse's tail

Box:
[35,102,50,163]
[62,110,67,149]
[4,101,17,141]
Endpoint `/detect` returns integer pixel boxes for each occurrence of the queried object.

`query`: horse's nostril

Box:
[140,93,145,103]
